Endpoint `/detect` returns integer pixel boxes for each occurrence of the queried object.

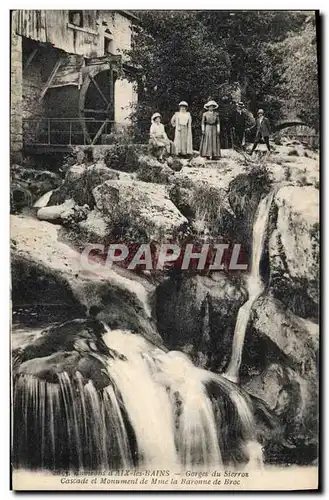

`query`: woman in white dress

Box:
[170,101,193,157]
[149,112,171,162]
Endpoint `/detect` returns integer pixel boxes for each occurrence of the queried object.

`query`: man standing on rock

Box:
[233,102,249,150]
[249,109,272,154]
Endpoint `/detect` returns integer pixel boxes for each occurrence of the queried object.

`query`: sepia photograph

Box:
[10,9,320,491]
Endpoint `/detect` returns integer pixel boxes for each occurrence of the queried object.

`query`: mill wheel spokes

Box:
[82,70,114,145]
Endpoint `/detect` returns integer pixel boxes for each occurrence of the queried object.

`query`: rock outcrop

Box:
[249,294,318,377]
[11,215,162,345]
[268,185,319,319]
[48,162,120,207]
[93,179,188,242]
[10,143,320,466]
[136,154,176,184]
[11,164,62,212]
[156,273,248,370]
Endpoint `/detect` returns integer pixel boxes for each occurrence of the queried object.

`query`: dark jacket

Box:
[234,110,248,130]
[254,117,271,138]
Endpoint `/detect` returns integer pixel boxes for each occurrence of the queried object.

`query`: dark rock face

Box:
[239,294,318,464]
[268,186,319,320]
[249,295,318,377]
[156,273,247,370]
[13,319,123,389]
[11,164,62,212]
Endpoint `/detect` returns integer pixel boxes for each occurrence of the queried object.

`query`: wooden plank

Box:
[89,74,109,106]
[39,58,62,102]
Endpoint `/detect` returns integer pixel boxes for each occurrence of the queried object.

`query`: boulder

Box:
[12,318,134,389]
[37,198,76,223]
[240,292,318,463]
[156,273,247,370]
[136,154,175,184]
[268,185,319,318]
[249,294,318,378]
[49,162,119,207]
[266,149,319,187]
[93,179,188,242]
[37,199,90,227]
[11,164,62,212]
[78,209,110,243]
[11,215,162,345]
[243,363,318,463]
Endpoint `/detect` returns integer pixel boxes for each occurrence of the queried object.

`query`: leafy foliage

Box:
[127,11,230,140]
[275,15,319,130]
[126,10,318,137]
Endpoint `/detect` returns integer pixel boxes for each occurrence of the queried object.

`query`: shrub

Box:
[102,129,142,172]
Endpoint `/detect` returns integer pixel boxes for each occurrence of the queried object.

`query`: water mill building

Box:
[10,10,139,159]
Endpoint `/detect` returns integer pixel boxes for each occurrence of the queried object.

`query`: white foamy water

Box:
[103,330,224,468]
[13,326,264,471]
[103,329,178,467]
[224,192,274,383]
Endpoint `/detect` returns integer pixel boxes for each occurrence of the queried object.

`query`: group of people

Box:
[149,100,272,161]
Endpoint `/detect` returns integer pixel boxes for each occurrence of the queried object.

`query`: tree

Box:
[127,10,318,139]
[127,11,230,142]
[276,15,319,130]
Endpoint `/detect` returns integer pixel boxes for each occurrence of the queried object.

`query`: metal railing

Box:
[23,118,115,146]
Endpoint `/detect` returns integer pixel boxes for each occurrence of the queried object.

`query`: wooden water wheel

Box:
[40,53,122,146]
[79,64,116,144]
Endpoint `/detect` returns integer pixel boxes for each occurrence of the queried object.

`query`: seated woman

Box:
[149,112,172,162]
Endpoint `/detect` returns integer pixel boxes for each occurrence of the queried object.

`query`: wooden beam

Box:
[24,48,38,73]
[89,74,109,107]
[39,58,62,103]
[84,108,108,114]
[109,69,114,119]
[91,120,108,145]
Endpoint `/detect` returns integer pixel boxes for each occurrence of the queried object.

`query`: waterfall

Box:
[13,328,263,472]
[224,192,274,383]
[13,370,133,471]
[102,330,178,467]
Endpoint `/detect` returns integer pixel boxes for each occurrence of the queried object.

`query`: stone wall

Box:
[114,78,137,127]
[11,27,23,159]
[22,53,47,143]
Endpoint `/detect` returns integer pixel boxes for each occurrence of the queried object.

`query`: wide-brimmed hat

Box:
[204,100,218,109]
[179,101,188,107]
[151,112,161,121]
[257,109,264,114]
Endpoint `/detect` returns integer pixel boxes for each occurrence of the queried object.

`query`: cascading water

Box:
[224,192,274,383]
[13,326,263,472]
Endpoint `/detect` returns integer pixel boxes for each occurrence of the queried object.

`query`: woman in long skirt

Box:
[170,101,193,157]
[199,100,221,159]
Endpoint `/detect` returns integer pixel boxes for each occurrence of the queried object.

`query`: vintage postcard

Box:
[10,9,319,491]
